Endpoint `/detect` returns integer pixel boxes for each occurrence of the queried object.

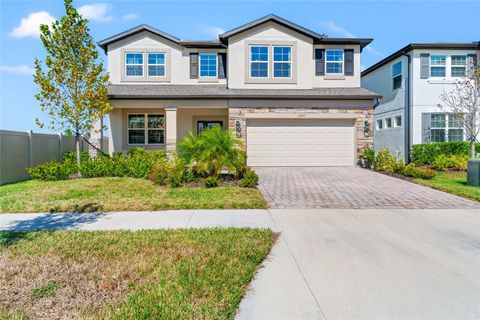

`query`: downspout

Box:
[401,51,411,163]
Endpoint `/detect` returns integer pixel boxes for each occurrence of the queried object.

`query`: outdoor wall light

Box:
[364,120,370,137]
[235,120,241,138]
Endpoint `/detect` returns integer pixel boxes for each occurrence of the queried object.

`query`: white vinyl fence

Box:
[0,130,108,185]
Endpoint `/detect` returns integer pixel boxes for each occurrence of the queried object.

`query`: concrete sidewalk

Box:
[2,209,480,319]
[0,209,275,231]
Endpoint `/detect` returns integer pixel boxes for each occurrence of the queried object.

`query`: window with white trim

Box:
[385,118,392,128]
[199,53,217,77]
[451,55,467,77]
[430,113,464,142]
[125,52,143,76]
[273,46,291,78]
[128,114,165,145]
[325,49,344,74]
[430,55,446,77]
[147,53,165,77]
[250,46,269,78]
[394,115,402,127]
[376,119,383,130]
[392,61,402,90]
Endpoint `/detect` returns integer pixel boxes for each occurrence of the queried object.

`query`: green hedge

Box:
[411,142,478,165]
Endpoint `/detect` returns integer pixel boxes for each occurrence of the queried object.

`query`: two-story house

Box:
[96,14,380,166]
[362,42,480,161]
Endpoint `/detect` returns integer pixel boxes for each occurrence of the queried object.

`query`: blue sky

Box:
[1,0,479,133]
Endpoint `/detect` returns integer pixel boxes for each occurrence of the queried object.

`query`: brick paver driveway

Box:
[255,167,480,209]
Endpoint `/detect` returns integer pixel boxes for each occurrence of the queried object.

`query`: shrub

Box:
[411,142,478,165]
[204,176,219,188]
[149,162,171,186]
[240,168,259,188]
[402,163,436,180]
[432,154,468,171]
[373,149,396,172]
[359,148,375,164]
[79,155,114,178]
[178,126,245,177]
[126,149,167,179]
[393,158,406,174]
[168,156,185,188]
[28,160,70,181]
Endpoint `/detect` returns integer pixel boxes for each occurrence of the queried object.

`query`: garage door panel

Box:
[247,119,355,167]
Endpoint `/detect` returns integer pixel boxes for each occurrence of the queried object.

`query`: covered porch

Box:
[106,100,229,155]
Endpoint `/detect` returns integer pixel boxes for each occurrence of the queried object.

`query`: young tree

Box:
[34,0,111,168]
[438,61,480,159]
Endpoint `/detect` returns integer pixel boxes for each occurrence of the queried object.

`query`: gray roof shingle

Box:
[108,84,381,100]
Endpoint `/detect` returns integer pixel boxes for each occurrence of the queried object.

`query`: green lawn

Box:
[0,228,276,320]
[0,177,267,213]
[414,172,480,202]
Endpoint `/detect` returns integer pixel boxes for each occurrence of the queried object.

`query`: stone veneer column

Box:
[88,118,103,157]
[228,107,247,146]
[165,106,177,155]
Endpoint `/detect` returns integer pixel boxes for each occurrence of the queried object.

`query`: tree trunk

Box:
[75,134,81,170]
[471,140,476,159]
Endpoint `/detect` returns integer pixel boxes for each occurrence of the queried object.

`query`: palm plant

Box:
[177,126,245,177]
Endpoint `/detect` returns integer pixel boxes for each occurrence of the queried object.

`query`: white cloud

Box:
[78,3,112,22]
[0,65,34,75]
[123,13,138,21]
[9,11,55,38]
[320,21,384,57]
[201,26,225,38]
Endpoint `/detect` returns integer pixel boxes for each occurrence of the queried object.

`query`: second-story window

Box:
[273,46,291,78]
[148,53,165,77]
[451,55,467,77]
[200,53,217,77]
[325,50,344,74]
[250,46,269,78]
[125,52,143,76]
[392,61,402,90]
[430,55,446,77]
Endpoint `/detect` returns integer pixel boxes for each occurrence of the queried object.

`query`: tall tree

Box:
[34,0,111,168]
[438,59,480,159]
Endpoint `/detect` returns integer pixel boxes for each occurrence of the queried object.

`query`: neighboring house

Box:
[362,42,480,161]
[94,14,380,167]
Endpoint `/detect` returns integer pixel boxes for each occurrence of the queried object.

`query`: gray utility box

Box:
[467,159,480,186]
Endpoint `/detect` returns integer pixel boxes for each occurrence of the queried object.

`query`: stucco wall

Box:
[410,48,476,144]
[227,22,362,89]
[107,31,227,85]
[362,55,407,159]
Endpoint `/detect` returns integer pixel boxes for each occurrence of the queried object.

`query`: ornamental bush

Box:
[402,163,436,180]
[359,148,375,164]
[373,149,397,172]
[79,155,113,178]
[177,126,245,177]
[149,161,171,186]
[432,154,468,171]
[28,160,71,181]
[411,142,479,165]
[240,167,259,188]
[204,176,219,188]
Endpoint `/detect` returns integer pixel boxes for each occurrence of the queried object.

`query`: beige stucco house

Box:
[95,14,380,166]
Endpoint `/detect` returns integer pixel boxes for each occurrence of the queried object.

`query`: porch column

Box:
[89,118,103,157]
[165,106,177,155]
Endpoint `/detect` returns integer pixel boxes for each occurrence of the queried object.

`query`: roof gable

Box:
[219,14,325,41]
[98,24,180,53]
[362,42,480,77]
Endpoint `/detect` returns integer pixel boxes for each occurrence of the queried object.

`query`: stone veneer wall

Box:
[228,107,373,156]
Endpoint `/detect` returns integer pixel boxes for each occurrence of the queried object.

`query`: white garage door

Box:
[247,119,355,166]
